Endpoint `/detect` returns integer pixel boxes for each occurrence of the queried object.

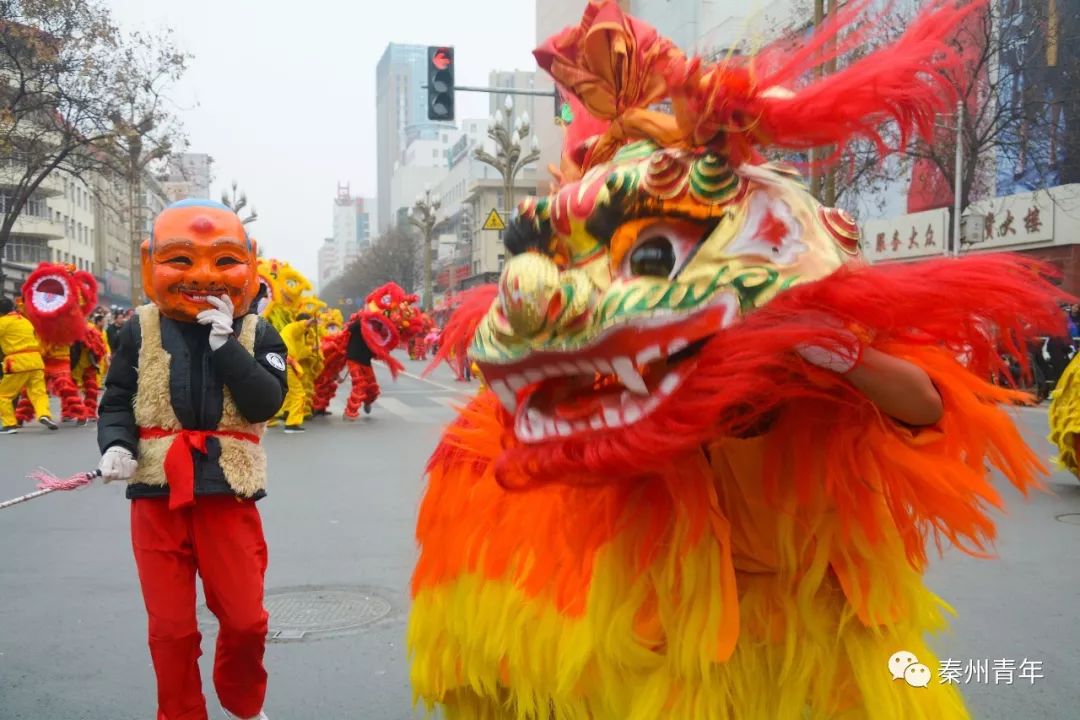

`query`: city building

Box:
[93,172,134,305]
[325,184,377,289]
[535,0,608,194]
[375,43,456,234]
[431,117,539,300]
[317,237,338,292]
[629,0,795,57]
[0,157,65,297]
[389,126,458,230]
[158,152,213,203]
[48,173,98,275]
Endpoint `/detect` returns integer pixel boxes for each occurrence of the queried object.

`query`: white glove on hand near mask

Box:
[795,319,863,374]
[98,446,138,482]
[197,294,236,351]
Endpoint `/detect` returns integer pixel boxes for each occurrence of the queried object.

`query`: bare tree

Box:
[221,180,257,225]
[323,229,419,309]
[0,0,189,291]
[824,1,1080,214]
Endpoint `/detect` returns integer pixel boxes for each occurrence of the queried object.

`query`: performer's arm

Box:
[844,347,944,426]
[98,318,140,455]
[211,319,287,423]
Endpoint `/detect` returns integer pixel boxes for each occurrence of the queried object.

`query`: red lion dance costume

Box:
[18,262,98,423]
[408,2,1066,719]
[312,282,415,417]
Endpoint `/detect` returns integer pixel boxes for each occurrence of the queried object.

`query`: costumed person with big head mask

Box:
[97,199,286,720]
[407,2,1067,718]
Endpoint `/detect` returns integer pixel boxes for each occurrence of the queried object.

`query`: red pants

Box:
[344,360,379,417]
[131,496,269,720]
[78,366,100,418]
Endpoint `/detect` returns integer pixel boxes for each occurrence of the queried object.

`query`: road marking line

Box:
[375,397,439,423]
[429,395,466,411]
[399,370,472,395]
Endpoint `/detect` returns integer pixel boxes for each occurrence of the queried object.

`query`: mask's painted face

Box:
[142,205,257,322]
[472,142,861,445]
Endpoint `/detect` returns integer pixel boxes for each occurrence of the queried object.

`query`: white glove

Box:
[796,326,862,374]
[197,295,235,351]
[98,446,137,483]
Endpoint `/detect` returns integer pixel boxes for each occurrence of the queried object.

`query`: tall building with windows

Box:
[317,237,338,291]
[375,43,456,233]
[327,183,377,287]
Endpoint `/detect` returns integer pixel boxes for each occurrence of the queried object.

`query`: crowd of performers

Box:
[0,256,448,436]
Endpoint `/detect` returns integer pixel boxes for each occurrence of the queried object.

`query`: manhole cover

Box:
[1055,513,1080,526]
[198,584,396,641]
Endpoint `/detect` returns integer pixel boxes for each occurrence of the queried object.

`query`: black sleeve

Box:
[97,317,141,456]
[211,318,287,423]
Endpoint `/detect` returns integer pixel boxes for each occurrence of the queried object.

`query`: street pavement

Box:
[1,361,1078,719]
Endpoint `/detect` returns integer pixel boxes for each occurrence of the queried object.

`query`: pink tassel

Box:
[29,468,99,491]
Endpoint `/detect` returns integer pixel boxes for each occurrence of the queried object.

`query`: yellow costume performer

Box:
[407,2,1067,718]
[1048,352,1080,478]
[277,316,314,430]
[0,303,53,430]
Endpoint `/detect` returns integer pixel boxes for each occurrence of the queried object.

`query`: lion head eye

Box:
[629,237,676,277]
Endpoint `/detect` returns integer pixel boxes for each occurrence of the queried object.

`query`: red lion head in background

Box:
[21,262,98,345]
[366,282,423,340]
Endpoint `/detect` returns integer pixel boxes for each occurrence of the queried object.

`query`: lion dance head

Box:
[463,0,977,481]
[21,262,99,345]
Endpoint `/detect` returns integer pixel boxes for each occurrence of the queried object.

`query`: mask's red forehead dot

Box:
[189,216,215,234]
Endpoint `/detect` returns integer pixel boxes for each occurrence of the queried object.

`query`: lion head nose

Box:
[498,253,563,337]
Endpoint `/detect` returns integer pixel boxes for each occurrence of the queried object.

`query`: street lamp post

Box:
[409,187,441,311]
[474,95,541,219]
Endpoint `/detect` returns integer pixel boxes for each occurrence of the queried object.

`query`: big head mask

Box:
[141,199,258,322]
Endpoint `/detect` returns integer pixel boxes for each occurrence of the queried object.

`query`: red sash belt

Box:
[139,427,260,510]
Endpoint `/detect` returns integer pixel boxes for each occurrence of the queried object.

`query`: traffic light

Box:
[427,46,454,121]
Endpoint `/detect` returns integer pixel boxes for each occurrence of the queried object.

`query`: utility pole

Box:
[952,100,964,257]
[810,0,825,201]
[822,0,838,207]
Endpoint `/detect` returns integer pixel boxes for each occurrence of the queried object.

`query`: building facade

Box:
[317,237,338,292]
[0,158,64,297]
[431,118,538,301]
[376,43,456,234]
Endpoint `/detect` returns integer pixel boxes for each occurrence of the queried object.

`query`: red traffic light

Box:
[433,48,451,70]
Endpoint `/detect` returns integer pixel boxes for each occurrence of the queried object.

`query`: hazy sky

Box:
[105,0,539,282]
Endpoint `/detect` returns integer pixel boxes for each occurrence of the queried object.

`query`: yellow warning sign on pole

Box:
[482,208,506,231]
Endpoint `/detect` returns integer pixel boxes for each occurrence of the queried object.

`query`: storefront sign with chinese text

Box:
[862,208,949,263]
